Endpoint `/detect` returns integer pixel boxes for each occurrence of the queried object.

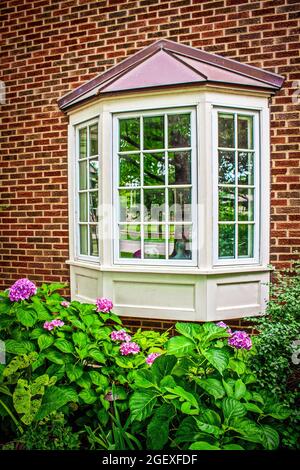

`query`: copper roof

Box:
[58,39,284,111]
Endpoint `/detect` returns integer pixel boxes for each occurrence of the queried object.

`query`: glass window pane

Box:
[89,191,98,222]
[119,118,140,152]
[219,187,235,221]
[79,128,87,159]
[218,224,235,258]
[89,159,99,189]
[79,193,88,222]
[90,225,98,256]
[119,224,141,258]
[238,224,254,258]
[89,124,98,156]
[144,152,165,186]
[168,151,191,185]
[119,154,140,187]
[238,188,254,221]
[168,224,192,260]
[144,189,165,222]
[169,188,192,222]
[238,152,254,185]
[79,225,88,255]
[238,115,253,149]
[79,161,87,190]
[144,225,166,259]
[143,116,164,150]
[218,113,234,148]
[218,150,235,184]
[168,114,191,148]
[119,189,140,222]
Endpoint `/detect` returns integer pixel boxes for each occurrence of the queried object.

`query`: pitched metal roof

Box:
[58,39,284,111]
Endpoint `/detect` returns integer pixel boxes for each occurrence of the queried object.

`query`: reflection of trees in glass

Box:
[218,114,234,148]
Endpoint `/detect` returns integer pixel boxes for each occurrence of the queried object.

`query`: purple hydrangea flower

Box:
[110,329,131,342]
[228,330,252,350]
[146,352,161,365]
[61,300,70,308]
[43,319,64,331]
[9,278,37,302]
[96,297,113,313]
[216,321,232,335]
[120,341,140,356]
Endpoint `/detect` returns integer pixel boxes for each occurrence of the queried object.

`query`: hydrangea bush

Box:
[0,279,296,450]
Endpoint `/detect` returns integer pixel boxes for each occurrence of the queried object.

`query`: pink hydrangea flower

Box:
[216,321,232,335]
[9,278,37,302]
[146,353,161,365]
[96,297,113,313]
[61,300,70,308]
[228,330,252,350]
[110,329,131,342]
[43,319,64,331]
[120,341,140,356]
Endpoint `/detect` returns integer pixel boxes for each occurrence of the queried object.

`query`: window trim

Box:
[212,107,260,266]
[75,117,100,262]
[112,107,198,267]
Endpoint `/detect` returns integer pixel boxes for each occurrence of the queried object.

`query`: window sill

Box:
[66,259,272,275]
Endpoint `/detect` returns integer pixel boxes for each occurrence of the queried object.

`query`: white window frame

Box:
[112,107,198,267]
[212,107,260,266]
[75,118,100,262]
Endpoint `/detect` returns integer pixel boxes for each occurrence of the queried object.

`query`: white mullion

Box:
[234,112,238,260]
[164,113,169,260]
[140,115,144,260]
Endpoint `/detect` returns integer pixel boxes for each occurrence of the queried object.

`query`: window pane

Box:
[218,150,235,184]
[119,224,141,258]
[168,151,191,185]
[144,225,166,259]
[238,152,254,185]
[89,124,98,156]
[79,161,87,190]
[90,225,98,256]
[238,115,253,149]
[168,224,192,260]
[79,193,88,222]
[119,154,140,187]
[79,225,88,255]
[218,113,234,148]
[144,189,165,222]
[218,224,235,258]
[79,128,87,159]
[143,116,164,150]
[119,189,140,222]
[219,187,235,221]
[238,188,254,221]
[119,118,140,151]
[169,188,192,222]
[89,191,98,222]
[168,114,191,148]
[238,224,254,258]
[89,159,99,189]
[144,152,165,186]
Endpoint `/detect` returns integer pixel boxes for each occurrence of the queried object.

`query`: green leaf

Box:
[45,350,65,365]
[72,332,87,349]
[166,336,195,357]
[146,404,174,450]
[264,402,291,420]
[88,371,109,389]
[260,425,279,450]
[174,417,200,445]
[223,444,244,450]
[129,390,158,422]
[5,340,31,355]
[133,370,157,389]
[202,322,231,342]
[244,403,263,414]
[151,355,177,383]
[38,335,54,352]
[228,358,246,375]
[234,379,246,400]
[189,441,220,450]
[230,418,262,444]
[175,323,200,341]
[89,349,106,364]
[54,339,74,354]
[35,386,77,421]
[16,308,38,327]
[201,409,221,426]
[3,352,38,377]
[66,363,83,382]
[222,398,247,422]
[195,420,222,437]
[30,328,45,339]
[160,375,177,390]
[202,348,229,374]
[76,372,92,389]
[79,389,97,404]
[222,379,234,397]
[165,386,199,413]
[195,378,225,400]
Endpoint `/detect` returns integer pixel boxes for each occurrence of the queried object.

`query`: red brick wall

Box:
[0,0,299,296]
